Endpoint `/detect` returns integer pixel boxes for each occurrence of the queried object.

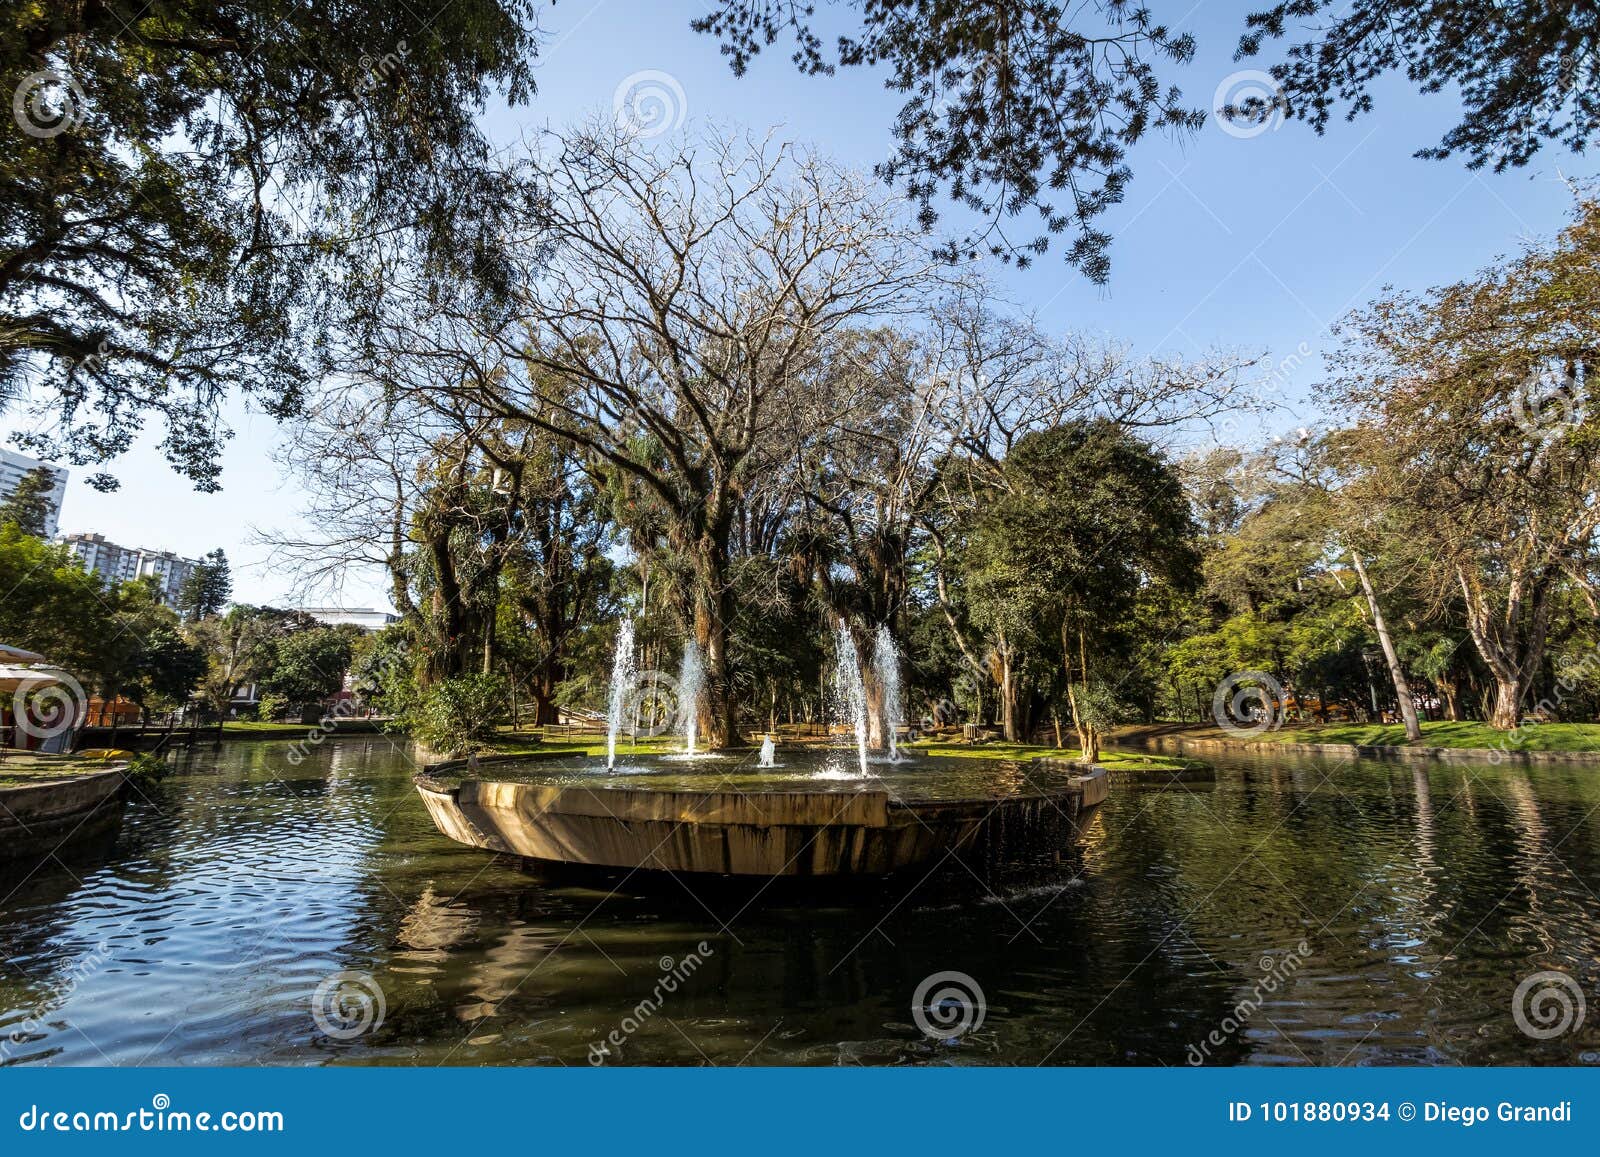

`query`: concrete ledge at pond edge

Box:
[0,765,130,860]
[1120,733,1600,765]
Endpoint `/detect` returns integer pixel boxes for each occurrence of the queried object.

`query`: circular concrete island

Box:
[416,750,1108,878]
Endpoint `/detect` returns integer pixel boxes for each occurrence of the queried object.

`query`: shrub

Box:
[409,674,510,755]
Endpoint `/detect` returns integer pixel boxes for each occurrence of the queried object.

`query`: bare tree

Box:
[365,124,942,746]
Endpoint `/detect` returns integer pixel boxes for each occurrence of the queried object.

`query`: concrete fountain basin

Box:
[415,753,1107,878]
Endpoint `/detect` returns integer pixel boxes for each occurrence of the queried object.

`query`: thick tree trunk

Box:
[1490,678,1523,730]
[1350,551,1423,742]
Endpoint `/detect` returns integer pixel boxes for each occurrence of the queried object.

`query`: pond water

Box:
[2,737,1598,1066]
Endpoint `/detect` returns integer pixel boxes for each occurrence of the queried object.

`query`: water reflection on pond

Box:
[2,737,1598,1066]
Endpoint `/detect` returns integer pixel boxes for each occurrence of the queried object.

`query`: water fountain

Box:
[417,623,1108,879]
[605,619,636,770]
[872,624,903,763]
[832,622,870,777]
[678,641,705,757]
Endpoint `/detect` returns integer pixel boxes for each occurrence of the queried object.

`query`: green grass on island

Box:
[891,740,1208,774]
[469,732,1207,774]
[0,751,128,788]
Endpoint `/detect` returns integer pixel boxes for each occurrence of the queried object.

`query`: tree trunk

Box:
[1349,551,1423,742]
[692,567,736,750]
[1490,678,1523,730]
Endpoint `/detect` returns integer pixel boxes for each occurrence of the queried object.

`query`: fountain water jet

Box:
[872,624,904,763]
[606,620,637,770]
[677,641,705,757]
[758,735,776,768]
[832,622,870,777]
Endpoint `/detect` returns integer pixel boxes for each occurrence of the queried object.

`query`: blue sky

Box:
[20,1,1585,607]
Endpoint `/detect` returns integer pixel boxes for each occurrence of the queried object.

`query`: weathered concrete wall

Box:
[0,767,128,860]
[416,767,1108,878]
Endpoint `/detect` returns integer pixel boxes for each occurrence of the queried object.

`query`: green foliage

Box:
[351,625,417,718]
[176,549,232,621]
[4,1,544,487]
[0,522,109,671]
[408,674,511,755]
[125,752,171,786]
[0,467,59,537]
[257,627,354,722]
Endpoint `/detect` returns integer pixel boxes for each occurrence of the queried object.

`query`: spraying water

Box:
[832,622,870,777]
[678,641,705,757]
[606,619,637,770]
[758,735,776,768]
[872,624,903,763]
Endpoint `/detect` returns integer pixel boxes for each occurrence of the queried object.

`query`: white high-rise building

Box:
[0,448,68,538]
[60,532,201,608]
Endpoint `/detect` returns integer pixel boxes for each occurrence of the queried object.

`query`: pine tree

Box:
[177,548,233,622]
[0,467,58,538]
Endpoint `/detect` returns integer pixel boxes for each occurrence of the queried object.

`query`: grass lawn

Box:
[218,719,385,740]
[1113,720,1600,752]
[904,740,1203,773]
[480,733,683,759]
[1267,720,1600,752]
[0,751,125,788]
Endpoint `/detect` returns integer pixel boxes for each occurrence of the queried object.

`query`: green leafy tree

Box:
[0,466,59,537]
[4,1,544,487]
[701,1,1597,278]
[0,522,109,671]
[960,420,1200,753]
[258,626,355,722]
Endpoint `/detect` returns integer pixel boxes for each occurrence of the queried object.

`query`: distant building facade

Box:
[61,532,200,608]
[295,608,399,633]
[0,448,68,538]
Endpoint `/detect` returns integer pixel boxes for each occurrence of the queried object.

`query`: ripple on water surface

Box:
[2,740,1599,1065]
